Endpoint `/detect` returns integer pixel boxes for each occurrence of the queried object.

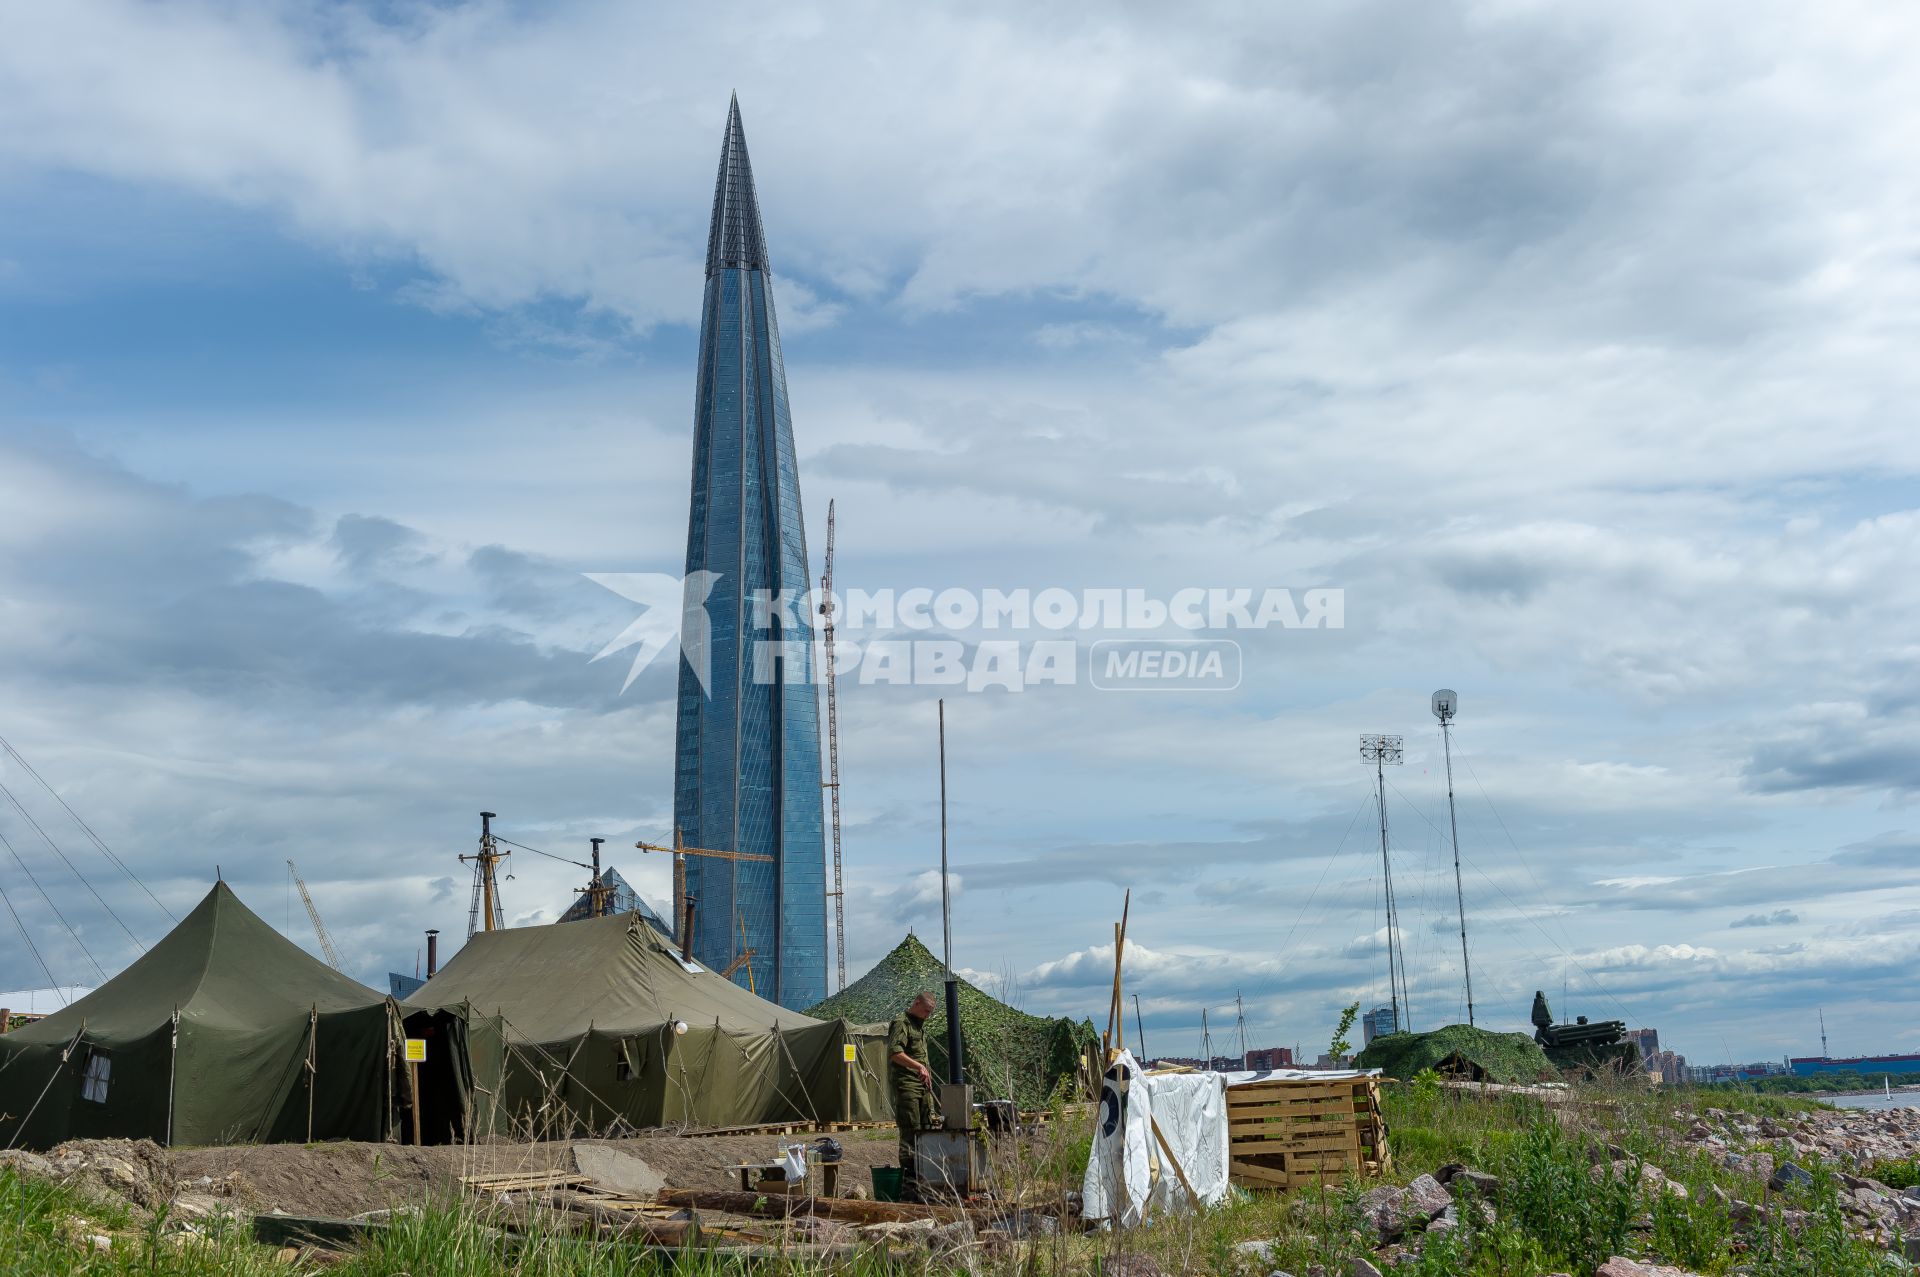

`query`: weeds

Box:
[5,1077,1914,1277]
[1746,1166,1908,1276]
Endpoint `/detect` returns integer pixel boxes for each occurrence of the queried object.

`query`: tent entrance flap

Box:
[398,1008,471,1145]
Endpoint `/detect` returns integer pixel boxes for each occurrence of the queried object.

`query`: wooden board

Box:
[1224,1075,1390,1191]
[461,1172,593,1192]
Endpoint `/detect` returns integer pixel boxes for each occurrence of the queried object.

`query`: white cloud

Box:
[1,1,1918,1062]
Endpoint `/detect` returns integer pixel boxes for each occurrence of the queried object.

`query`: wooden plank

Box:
[1238,1148,1354,1167]
[1149,1114,1198,1204]
[1228,1129,1367,1144]
[1226,1079,1368,1098]
[1230,1135,1358,1155]
[1229,1119,1361,1136]
[1226,1096,1362,1115]
[1228,1090,1367,1113]
[462,1173,593,1192]
[1228,1088,1367,1104]
[1226,1090,1364,1107]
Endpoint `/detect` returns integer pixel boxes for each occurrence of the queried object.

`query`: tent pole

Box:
[405,1048,422,1145]
[166,1008,180,1148]
[306,1007,318,1144]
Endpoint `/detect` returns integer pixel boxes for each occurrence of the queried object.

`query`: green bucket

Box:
[870,1165,904,1202]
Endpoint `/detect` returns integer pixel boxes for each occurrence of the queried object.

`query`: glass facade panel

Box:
[674,99,827,1010]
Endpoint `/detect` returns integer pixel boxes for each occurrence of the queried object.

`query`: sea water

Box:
[1825,1091,1920,1111]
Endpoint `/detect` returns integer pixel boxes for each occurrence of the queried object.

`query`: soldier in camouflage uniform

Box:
[887,991,940,1195]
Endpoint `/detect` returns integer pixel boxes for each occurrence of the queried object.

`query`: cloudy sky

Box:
[2,1,1917,1066]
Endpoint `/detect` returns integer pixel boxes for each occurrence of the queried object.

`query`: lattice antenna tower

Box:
[819,499,846,991]
[459,811,509,939]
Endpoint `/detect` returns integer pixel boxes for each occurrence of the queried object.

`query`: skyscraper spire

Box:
[675,97,827,1010]
[707,94,769,276]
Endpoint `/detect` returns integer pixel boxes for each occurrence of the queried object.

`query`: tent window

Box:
[80,1050,111,1103]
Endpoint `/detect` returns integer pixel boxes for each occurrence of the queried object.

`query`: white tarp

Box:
[1215,1066,1378,1086]
[1081,1051,1232,1227]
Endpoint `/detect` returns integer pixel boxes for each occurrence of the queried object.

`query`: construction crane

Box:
[459,811,509,939]
[722,913,757,992]
[287,860,344,971]
[634,833,772,967]
[819,498,847,992]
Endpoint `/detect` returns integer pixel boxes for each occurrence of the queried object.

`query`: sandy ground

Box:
[166,1125,903,1218]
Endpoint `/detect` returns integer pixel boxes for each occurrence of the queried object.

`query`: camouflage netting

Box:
[807,934,1098,1109]
[1354,1024,1554,1083]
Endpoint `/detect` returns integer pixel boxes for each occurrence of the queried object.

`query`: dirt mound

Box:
[41,1139,174,1209]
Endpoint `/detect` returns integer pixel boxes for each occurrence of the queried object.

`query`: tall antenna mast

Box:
[1433,690,1475,1026]
[819,499,846,991]
[1819,1007,1829,1059]
[1360,735,1409,1033]
[459,811,508,938]
[1200,1007,1212,1064]
[937,698,965,1086]
[1235,991,1248,1070]
[587,837,609,919]
[938,699,952,974]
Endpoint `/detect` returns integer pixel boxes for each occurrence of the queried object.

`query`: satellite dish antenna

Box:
[1431,688,1457,722]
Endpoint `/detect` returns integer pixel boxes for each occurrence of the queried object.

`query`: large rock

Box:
[1233,1239,1281,1265]
[1593,1259,1707,1277]
[1358,1173,1452,1243]
[1768,1161,1815,1193]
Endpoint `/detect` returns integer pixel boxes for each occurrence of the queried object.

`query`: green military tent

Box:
[808,933,1100,1109]
[0,882,405,1150]
[403,910,891,1135]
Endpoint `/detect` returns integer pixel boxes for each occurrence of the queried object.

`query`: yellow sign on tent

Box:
[842,1044,856,1063]
[404,1038,427,1063]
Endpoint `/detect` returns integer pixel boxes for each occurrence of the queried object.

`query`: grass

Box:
[5,1078,1912,1276]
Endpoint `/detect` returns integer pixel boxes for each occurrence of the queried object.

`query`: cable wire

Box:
[1383,773,1639,1025]
[0,871,60,997]
[0,735,173,923]
[0,826,106,982]
[0,776,144,950]
[494,836,591,870]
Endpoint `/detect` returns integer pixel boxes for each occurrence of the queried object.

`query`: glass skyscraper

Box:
[673,97,827,1010]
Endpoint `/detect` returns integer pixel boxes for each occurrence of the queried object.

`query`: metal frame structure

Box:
[1359,735,1409,1035]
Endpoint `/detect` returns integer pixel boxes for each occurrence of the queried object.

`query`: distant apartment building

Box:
[1646,1049,1688,1084]
[1628,1028,1660,1062]
[1244,1046,1295,1070]
[1362,1005,1398,1045]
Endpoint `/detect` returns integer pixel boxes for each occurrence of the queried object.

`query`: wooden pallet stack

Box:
[1225,1074,1389,1190]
